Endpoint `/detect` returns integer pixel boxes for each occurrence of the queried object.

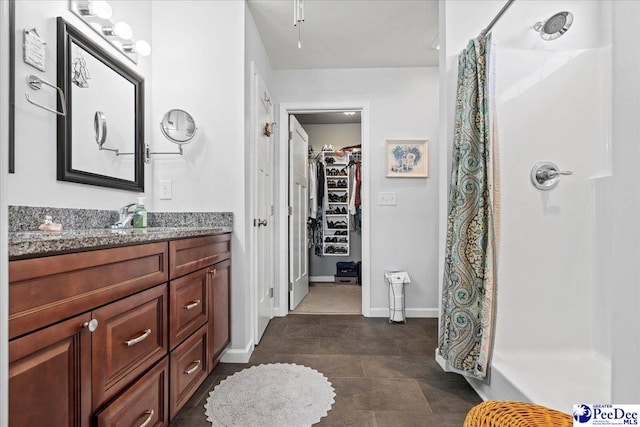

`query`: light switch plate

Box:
[378,192,397,206]
[159,179,172,200]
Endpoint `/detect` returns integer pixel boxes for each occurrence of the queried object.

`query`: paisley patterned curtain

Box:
[438,35,500,381]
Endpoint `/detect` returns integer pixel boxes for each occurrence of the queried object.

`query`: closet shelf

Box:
[320,151,354,257]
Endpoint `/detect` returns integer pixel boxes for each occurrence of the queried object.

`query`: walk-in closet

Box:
[290,111,363,315]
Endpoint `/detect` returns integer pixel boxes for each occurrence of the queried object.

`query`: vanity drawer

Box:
[170,323,208,419]
[95,356,169,427]
[169,234,231,279]
[9,242,168,339]
[92,285,168,410]
[169,268,209,350]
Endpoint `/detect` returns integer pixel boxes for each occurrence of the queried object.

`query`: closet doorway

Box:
[278,102,370,317]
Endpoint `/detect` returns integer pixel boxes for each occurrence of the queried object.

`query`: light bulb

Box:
[91,0,112,19]
[114,21,133,39]
[297,39,302,49]
[135,40,151,56]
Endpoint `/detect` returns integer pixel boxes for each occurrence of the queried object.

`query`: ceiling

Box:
[295,111,361,125]
[247,0,439,70]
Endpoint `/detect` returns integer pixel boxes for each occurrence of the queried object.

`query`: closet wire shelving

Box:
[322,151,351,256]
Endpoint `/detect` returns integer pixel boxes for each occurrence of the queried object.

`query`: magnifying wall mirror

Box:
[145,109,197,162]
[160,109,197,144]
[94,111,107,147]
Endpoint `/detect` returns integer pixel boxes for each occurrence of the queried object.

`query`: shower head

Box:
[534,11,573,41]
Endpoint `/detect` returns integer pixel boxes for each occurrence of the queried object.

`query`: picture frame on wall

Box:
[385,139,428,178]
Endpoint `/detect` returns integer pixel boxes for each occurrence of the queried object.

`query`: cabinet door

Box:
[95,356,169,427]
[208,259,231,372]
[9,313,92,427]
[92,284,168,409]
[169,268,208,350]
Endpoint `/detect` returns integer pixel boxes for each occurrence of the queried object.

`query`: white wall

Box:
[9,0,153,210]
[304,123,362,278]
[273,67,439,314]
[610,0,640,404]
[440,0,613,408]
[151,1,249,358]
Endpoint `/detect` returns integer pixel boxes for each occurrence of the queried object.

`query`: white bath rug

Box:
[204,363,335,427]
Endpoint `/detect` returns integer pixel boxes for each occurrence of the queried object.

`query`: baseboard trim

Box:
[369,308,439,318]
[310,275,335,282]
[220,339,254,363]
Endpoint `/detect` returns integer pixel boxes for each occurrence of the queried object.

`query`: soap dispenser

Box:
[132,197,148,228]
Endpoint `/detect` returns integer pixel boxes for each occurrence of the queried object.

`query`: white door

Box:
[289,115,309,310]
[254,71,274,344]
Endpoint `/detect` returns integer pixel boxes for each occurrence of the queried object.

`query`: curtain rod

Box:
[479,0,516,38]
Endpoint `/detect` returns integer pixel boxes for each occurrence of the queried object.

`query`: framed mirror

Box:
[57,17,145,192]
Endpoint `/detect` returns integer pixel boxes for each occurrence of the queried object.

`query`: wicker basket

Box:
[464,400,573,427]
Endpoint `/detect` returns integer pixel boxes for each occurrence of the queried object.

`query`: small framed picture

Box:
[385,139,428,178]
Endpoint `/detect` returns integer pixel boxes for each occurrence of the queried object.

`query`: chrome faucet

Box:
[112,203,137,228]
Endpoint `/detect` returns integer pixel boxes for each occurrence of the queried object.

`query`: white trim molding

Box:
[220,340,254,364]
[277,101,371,318]
[369,308,439,318]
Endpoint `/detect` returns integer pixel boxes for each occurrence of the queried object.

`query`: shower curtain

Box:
[438,35,500,381]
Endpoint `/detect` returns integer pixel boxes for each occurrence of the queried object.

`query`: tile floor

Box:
[171,315,482,427]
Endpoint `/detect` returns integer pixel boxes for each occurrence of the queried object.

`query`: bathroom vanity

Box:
[8,228,231,426]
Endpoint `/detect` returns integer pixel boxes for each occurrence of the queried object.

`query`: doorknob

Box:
[254,218,268,227]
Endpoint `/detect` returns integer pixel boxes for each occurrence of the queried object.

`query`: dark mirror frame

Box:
[57,17,145,192]
[9,0,15,173]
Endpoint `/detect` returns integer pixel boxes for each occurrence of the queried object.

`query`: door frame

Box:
[276,101,371,317]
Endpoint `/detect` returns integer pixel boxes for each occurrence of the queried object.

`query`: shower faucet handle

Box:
[531,161,572,191]
[545,169,573,179]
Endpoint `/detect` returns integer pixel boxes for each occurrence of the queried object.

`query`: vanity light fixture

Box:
[122,40,151,57]
[113,21,133,40]
[69,0,151,64]
[77,0,112,20]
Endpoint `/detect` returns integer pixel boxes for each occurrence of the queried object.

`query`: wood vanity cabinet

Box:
[8,233,232,427]
[167,234,232,418]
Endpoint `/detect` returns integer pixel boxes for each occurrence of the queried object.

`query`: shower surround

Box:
[439,0,612,412]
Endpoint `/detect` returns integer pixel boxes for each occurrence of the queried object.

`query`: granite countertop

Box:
[9,226,233,258]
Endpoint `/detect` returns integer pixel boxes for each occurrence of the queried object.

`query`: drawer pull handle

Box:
[125,329,152,347]
[184,359,201,375]
[137,409,154,427]
[209,268,217,275]
[183,299,201,310]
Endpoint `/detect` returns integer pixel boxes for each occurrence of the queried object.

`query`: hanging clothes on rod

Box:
[308,159,318,219]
